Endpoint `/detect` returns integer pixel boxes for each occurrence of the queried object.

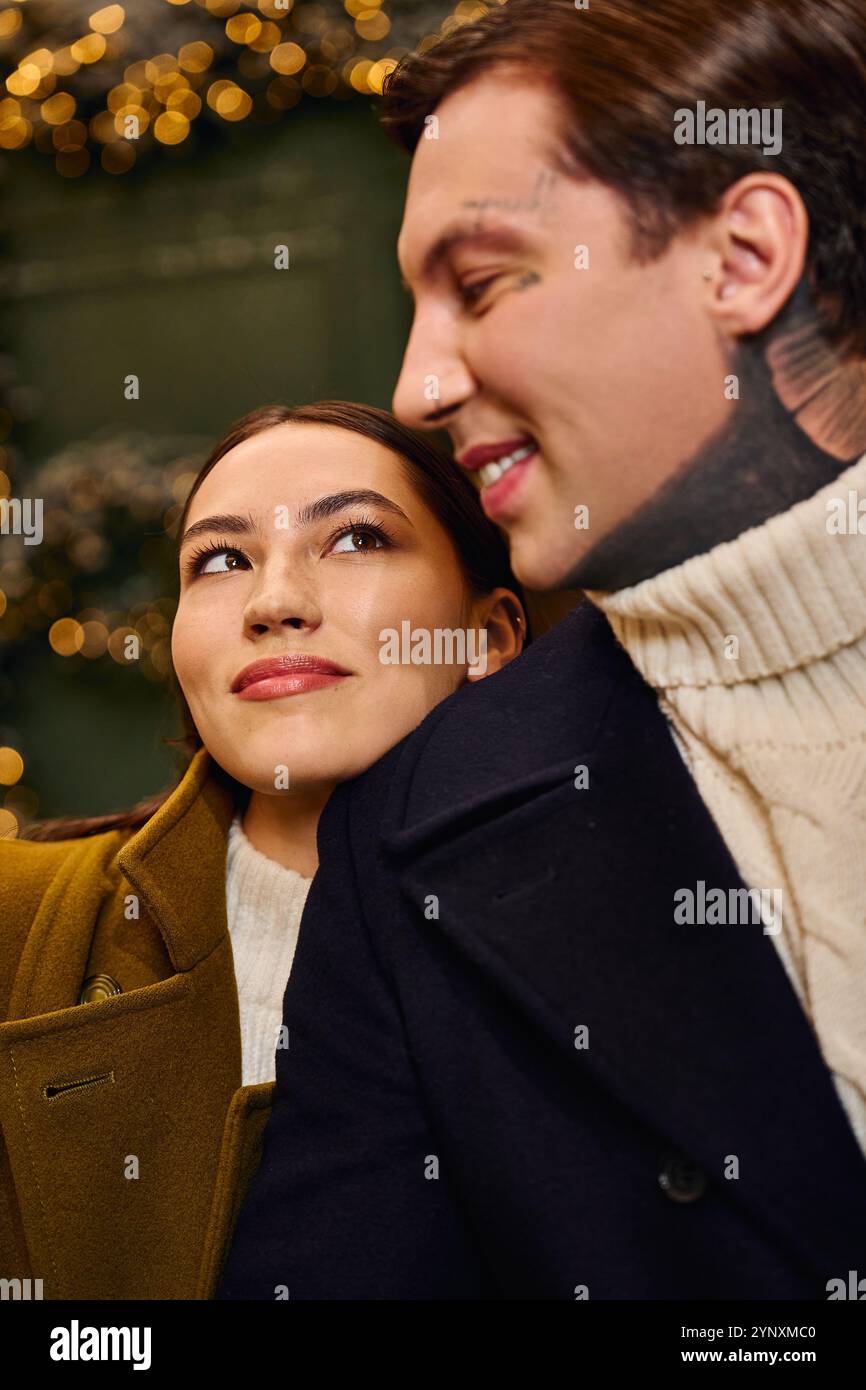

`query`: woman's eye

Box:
[329,526,386,556]
[197,547,248,575]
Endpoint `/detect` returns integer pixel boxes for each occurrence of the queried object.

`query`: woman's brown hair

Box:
[22,401,533,841]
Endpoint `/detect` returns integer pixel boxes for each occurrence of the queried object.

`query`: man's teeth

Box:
[478,442,535,488]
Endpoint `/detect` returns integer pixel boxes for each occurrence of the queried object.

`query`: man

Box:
[218,0,866,1298]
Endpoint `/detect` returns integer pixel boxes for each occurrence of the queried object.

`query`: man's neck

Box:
[570,285,866,591]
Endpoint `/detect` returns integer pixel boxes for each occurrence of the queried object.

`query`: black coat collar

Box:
[379,601,866,1286]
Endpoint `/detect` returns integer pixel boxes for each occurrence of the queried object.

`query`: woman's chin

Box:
[224,753,353,799]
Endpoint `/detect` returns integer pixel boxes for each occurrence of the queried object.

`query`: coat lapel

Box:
[381,602,866,1286]
[0,747,248,1297]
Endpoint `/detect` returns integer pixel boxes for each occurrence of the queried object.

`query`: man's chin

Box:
[508,535,589,595]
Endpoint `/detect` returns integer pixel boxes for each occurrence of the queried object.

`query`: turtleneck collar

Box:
[226,813,314,886]
[586,450,866,691]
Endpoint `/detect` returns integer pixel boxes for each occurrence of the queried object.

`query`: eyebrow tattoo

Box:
[180,490,412,547]
[400,221,535,299]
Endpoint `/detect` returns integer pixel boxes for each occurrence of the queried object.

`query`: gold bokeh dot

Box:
[0,117,32,150]
[270,42,305,75]
[89,5,125,35]
[178,41,213,73]
[49,617,86,654]
[80,620,109,656]
[71,33,107,64]
[355,9,390,41]
[226,13,262,44]
[41,92,76,125]
[167,89,201,119]
[248,20,281,52]
[0,747,25,786]
[214,84,252,120]
[154,110,190,145]
[0,10,23,39]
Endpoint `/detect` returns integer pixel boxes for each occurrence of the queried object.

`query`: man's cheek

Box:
[480,342,538,409]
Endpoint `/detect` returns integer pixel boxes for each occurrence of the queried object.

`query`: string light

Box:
[0,0,467,172]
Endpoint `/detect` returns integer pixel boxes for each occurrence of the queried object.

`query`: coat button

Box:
[79,973,123,1004]
[658,1153,707,1203]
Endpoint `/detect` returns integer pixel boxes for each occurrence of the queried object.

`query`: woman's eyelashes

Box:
[323,513,396,556]
[183,517,396,578]
[184,539,250,578]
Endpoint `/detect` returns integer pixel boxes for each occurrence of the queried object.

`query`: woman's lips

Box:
[235,671,348,701]
[232,654,351,701]
[479,445,538,520]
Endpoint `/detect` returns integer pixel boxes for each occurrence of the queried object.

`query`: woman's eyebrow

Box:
[180,490,413,548]
[180,512,261,548]
[296,490,412,527]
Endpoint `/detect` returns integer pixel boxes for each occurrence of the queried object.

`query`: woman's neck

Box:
[240,783,334,876]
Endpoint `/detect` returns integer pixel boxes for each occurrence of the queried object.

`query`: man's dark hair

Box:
[380,0,866,357]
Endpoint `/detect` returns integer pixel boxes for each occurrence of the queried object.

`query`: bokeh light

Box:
[0,747,24,786]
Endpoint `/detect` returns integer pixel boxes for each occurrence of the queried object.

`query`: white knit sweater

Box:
[587,449,866,1159]
[224,812,314,1087]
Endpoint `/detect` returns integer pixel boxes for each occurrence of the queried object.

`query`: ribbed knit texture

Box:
[587,449,866,1158]
[224,812,314,1087]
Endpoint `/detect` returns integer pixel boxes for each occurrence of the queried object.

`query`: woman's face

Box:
[171,422,518,798]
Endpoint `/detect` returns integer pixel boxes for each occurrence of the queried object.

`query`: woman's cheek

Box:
[170,612,206,695]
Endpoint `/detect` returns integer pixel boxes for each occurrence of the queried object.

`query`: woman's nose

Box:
[243,575,322,636]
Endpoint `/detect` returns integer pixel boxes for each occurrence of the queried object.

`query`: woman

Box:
[0,401,529,1301]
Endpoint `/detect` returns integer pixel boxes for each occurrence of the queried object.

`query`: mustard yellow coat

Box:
[0,745,274,1299]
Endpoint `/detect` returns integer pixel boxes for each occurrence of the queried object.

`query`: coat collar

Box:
[376,601,866,1285]
[116,745,236,973]
[379,599,621,858]
[8,746,238,1022]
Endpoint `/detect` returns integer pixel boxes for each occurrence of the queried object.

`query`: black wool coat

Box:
[217,599,866,1300]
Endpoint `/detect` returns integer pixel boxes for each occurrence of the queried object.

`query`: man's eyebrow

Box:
[400,220,535,297]
[180,491,412,546]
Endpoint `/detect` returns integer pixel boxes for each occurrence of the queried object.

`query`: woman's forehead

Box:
[193,424,413,506]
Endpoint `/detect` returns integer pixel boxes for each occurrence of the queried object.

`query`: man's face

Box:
[393,71,734,591]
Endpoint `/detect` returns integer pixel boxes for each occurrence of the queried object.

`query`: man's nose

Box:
[392,313,473,431]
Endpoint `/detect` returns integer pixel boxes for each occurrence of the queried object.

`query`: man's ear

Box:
[465,587,526,682]
[702,172,809,336]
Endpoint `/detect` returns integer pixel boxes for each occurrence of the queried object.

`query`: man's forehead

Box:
[396,79,562,288]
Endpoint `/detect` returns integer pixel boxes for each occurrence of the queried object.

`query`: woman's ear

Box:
[465,588,527,682]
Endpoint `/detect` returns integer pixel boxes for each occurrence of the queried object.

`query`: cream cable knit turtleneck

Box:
[224,812,314,1088]
[587,449,866,1159]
